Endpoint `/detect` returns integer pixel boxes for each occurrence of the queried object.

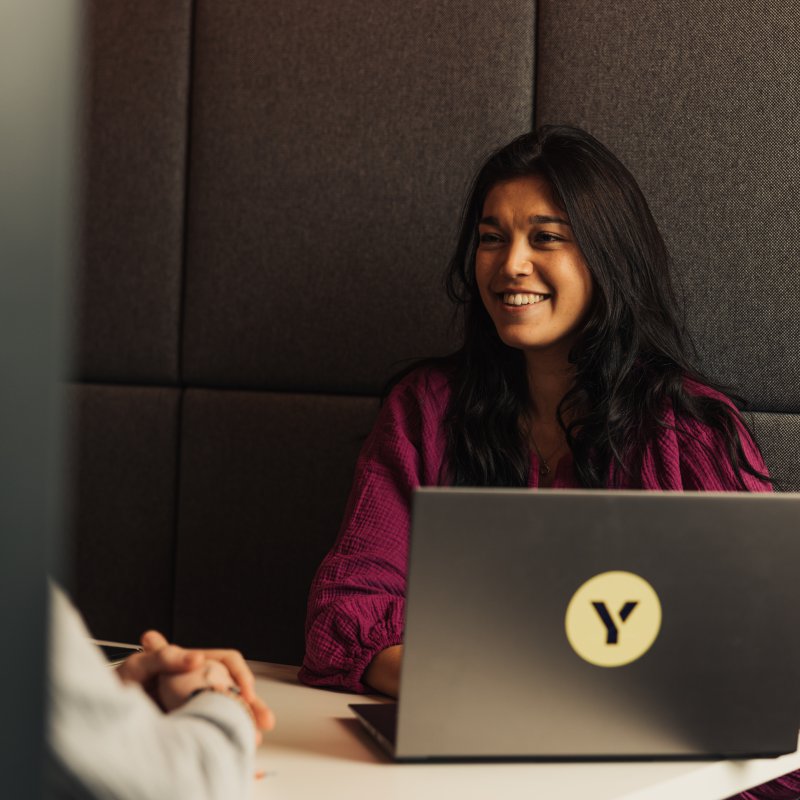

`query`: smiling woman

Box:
[475,175,593,358]
[300,127,774,712]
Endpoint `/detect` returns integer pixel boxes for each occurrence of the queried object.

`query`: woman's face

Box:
[475,175,593,361]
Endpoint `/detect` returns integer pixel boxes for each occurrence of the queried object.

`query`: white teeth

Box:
[502,293,549,306]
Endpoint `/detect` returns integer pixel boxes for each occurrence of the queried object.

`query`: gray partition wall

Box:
[71,0,799,662]
[69,1,191,643]
[71,0,535,660]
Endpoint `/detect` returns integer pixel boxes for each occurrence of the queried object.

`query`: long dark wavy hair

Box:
[437,125,770,489]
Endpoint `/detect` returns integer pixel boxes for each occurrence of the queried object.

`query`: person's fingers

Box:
[203,659,233,689]
[156,644,204,673]
[204,651,273,729]
[140,630,169,651]
[129,637,265,715]
[250,697,275,731]
[139,631,205,673]
[141,638,256,697]
[121,646,203,686]
[117,651,158,684]
[201,649,256,699]
[201,655,272,731]
[197,655,273,731]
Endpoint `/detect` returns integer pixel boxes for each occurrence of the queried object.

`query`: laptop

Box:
[350,488,800,761]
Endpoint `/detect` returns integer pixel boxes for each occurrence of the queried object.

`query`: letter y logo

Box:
[565,572,661,667]
[591,600,638,644]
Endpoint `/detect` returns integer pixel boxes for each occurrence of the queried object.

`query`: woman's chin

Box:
[495,330,580,363]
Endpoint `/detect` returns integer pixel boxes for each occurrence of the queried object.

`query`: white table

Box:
[249,662,800,800]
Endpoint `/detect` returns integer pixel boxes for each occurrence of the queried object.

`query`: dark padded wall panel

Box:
[174,389,379,663]
[750,413,800,493]
[68,385,179,640]
[75,0,191,383]
[536,1,800,412]
[183,0,535,394]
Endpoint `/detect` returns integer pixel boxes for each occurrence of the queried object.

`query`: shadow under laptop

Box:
[336,716,394,763]
[259,713,387,764]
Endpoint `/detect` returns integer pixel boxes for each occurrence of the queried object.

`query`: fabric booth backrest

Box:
[70,0,800,663]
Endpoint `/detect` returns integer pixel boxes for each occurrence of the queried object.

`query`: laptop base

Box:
[349,703,797,763]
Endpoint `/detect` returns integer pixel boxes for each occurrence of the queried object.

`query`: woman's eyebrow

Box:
[477,214,571,226]
[478,214,571,226]
[530,214,571,226]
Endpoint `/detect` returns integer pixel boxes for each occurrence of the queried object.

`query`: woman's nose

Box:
[500,241,534,277]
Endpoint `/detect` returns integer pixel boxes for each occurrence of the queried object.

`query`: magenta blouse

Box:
[300,367,790,799]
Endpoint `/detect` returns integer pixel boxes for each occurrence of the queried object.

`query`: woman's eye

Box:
[478,232,503,244]
[534,231,562,244]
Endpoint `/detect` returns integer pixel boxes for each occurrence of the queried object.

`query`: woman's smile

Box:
[500,292,551,307]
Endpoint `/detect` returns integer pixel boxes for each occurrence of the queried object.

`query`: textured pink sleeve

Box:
[299,369,448,693]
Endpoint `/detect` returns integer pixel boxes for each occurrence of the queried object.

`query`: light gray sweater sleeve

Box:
[46,585,255,800]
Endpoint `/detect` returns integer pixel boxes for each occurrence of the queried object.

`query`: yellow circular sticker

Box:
[565,571,662,668]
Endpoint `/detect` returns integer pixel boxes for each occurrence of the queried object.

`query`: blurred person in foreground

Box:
[46,584,274,800]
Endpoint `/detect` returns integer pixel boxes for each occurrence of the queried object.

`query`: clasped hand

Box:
[116,630,275,746]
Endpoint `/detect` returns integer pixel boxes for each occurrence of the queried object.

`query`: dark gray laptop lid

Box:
[394,489,800,760]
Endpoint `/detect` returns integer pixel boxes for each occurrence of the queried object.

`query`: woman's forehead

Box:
[481,175,566,220]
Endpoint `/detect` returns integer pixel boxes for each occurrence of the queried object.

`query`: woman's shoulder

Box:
[676,376,760,441]
[370,362,454,462]
[361,362,452,480]
[671,375,771,490]
[672,375,749,443]
[384,361,454,415]
[680,375,741,409]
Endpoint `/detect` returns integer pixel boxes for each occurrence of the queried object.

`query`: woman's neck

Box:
[524,350,576,424]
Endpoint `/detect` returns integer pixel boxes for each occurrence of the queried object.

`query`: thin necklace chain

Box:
[522,412,565,477]
[529,433,562,477]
